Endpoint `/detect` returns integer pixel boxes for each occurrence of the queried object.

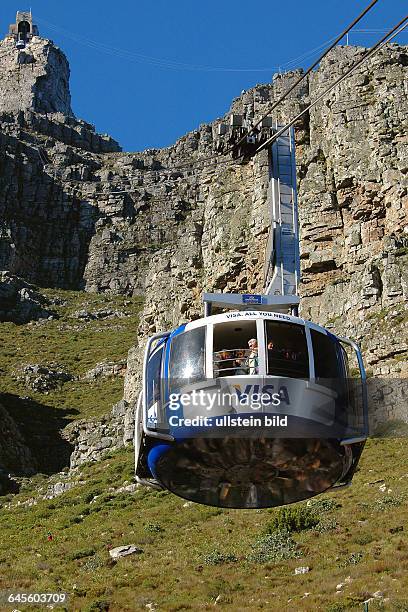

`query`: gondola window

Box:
[169,327,206,392]
[265,321,309,378]
[147,345,163,408]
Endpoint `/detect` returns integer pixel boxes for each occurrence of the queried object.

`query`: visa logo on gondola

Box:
[233,384,290,406]
[242,294,265,305]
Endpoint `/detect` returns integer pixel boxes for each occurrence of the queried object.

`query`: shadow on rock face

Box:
[0,470,20,495]
[0,392,77,477]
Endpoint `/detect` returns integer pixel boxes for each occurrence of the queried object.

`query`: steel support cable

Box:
[277,35,339,71]
[17,2,381,189]
[353,28,407,33]
[36,17,282,73]
[36,18,338,74]
[143,1,380,169]
[33,2,379,177]
[230,0,381,153]
[255,15,408,154]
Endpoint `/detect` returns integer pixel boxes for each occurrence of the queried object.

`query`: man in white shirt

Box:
[247,338,259,375]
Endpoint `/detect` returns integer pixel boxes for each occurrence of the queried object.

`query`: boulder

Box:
[19,364,74,393]
[0,272,57,324]
[109,545,143,560]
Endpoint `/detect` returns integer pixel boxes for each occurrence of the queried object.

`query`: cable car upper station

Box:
[135,124,368,509]
[8,11,39,49]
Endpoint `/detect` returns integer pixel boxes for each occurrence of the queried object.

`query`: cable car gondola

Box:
[135,293,368,509]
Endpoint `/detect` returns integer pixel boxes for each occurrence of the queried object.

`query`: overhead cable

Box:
[255,16,408,154]
[231,0,381,153]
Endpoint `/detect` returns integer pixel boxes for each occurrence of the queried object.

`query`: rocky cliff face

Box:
[0,33,407,469]
[297,47,407,366]
[0,36,121,287]
[0,35,73,115]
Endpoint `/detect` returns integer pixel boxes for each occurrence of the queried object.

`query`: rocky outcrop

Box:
[61,45,408,466]
[0,35,73,115]
[83,360,126,381]
[124,45,408,429]
[0,271,56,323]
[109,545,143,560]
[296,47,407,344]
[18,363,73,393]
[66,399,133,469]
[72,309,128,321]
[0,36,120,289]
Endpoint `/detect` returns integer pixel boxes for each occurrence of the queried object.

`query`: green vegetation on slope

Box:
[0,288,143,420]
[1,439,408,611]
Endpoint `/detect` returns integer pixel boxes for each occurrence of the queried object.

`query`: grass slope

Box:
[1,287,408,610]
[1,439,408,611]
[0,288,143,420]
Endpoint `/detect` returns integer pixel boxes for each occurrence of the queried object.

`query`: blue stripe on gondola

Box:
[170,323,187,338]
[147,443,172,478]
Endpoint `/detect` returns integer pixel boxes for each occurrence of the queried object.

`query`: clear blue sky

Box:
[1,1,406,152]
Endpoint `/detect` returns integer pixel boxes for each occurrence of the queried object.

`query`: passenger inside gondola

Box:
[213,350,236,376]
[213,320,257,377]
[234,349,248,375]
[247,338,259,374]
[266,320,309,378]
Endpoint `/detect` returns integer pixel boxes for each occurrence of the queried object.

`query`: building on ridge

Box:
[8,11,39,46]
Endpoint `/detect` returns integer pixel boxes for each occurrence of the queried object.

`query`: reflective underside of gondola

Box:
[137,307,368,509]
[148,436,353,509]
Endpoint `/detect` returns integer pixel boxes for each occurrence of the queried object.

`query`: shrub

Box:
[325,593,366,612]
[326,603,348,612]
[353,533,374,545]
[314,518,338,533]
[144,522,164,533]
[86,600,110,612]
[374,495,403,511]
[341,552,363,567]
[205,577,229,599]
[69,548,96,560]
[266,506,319,533]
[83,490,101,504]
[306,498,340,513]
[82,556,105,572]
[203,550,238,565]
[248,529,301,563]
